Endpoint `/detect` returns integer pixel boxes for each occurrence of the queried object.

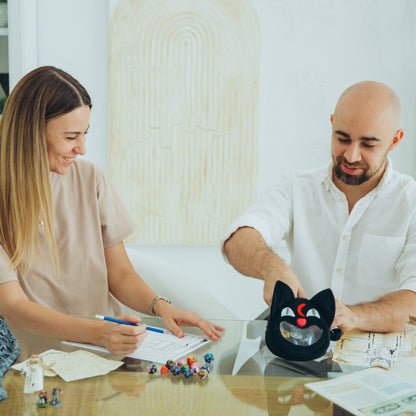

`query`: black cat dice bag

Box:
[265,281,342,361]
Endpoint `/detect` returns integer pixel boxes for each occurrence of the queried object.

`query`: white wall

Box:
[9,0,110,171]
[8,0,416,319]
[254,0,416,194]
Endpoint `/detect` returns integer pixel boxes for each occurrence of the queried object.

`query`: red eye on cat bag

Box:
[265,281,342,361]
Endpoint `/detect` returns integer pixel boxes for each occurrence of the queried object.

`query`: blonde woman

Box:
[0,66,223,355]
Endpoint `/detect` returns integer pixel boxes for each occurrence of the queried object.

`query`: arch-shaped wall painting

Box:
[109,0,260,244]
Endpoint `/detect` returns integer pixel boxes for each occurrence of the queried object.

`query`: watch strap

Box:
[149,296,172,316]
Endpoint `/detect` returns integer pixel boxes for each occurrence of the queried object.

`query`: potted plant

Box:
[0,0,7,29]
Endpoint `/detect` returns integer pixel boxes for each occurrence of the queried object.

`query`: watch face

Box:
[266,281,339,361]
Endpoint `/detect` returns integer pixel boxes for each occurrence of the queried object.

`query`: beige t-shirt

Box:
[0,159,135,316]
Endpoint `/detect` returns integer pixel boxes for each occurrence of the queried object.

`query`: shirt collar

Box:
[323,158,393,194]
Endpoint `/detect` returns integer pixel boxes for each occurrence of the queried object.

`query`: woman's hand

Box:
[99,314,147,356]
[154,301,225,341]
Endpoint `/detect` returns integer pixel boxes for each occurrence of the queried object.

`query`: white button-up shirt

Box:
[222,160,416,304]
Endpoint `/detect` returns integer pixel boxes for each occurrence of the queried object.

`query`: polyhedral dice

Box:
[204,353,214,363]
[146,363,157,374]
[171,365,181,376]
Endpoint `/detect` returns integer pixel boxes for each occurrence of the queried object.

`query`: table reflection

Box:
[1,319,350,415]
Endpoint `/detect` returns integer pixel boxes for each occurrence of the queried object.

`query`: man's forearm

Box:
[349,290,416,332]
[223,227,283,280]
[223,227,305,302]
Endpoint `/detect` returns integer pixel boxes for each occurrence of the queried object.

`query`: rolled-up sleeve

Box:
[221,173,294,259]
[96,169,136,249]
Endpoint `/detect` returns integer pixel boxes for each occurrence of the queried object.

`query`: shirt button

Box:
[342,235,347,240]
[336,268,342,273]
[338,198,344,203]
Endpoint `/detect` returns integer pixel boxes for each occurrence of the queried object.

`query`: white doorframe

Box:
[8,0,38,90]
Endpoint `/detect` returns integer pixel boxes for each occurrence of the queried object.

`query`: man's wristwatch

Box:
[149,296,172,317]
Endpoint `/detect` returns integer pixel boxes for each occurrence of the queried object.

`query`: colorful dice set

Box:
[146,353,214,380]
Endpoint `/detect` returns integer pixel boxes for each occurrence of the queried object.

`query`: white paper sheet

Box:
[332,329,414,369]
[12,349,123,382]
[50,350,123,382]
[306,357,416,416]
[63,327,210,363]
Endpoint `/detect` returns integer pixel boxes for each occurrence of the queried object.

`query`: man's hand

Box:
[333,290,416,333]
[332,299,357,332]
[263,262,306,306]
[223,227,305,305]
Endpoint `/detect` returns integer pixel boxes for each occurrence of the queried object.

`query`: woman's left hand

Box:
[154,301,225,340]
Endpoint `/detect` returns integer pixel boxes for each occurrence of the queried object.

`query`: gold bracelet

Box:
[149,296,172,317]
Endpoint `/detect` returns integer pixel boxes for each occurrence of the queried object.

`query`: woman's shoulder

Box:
[73,158,104,173]
[71,158,106,182]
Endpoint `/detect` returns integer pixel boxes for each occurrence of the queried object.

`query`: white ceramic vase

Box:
[0,4,8,28]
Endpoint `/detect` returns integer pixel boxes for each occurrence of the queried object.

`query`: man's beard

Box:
[333,157,371,186]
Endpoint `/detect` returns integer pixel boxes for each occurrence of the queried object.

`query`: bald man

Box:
[222,81,416,333]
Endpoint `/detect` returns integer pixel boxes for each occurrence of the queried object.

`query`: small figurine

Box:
[146,363,157,374]
[171,365,181,376]
[36,390,49,408]
[177,359,186,367]
[204,353,214,363]
[183,368,192,378]
[50,387,63,407]
[165,360,175,370]
[160,364,170,374]
[186,355,196,365]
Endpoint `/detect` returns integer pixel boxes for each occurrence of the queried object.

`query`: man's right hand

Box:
[223,227,305,306]
[263,261,306,306]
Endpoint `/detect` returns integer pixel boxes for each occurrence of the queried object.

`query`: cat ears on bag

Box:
[269,280,336,328]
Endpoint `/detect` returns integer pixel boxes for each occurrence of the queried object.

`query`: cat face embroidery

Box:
[265,281,342,361]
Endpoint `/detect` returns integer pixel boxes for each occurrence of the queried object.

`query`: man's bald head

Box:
[334,81,401,133]
[330,81,404,191]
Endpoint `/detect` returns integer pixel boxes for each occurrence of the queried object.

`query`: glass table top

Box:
[1,318,355,415]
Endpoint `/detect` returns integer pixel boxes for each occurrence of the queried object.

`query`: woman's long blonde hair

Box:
[0,66,92,275]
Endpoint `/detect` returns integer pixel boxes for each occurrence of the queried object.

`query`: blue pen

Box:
[95,315,165,334]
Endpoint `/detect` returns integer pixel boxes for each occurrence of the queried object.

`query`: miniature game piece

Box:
[160,364,169,374]
[36,390,49,408]
[198,368,209,380]
[204,353,214,363]
[177,359,186,367]
[146,363,157,374]
[183,368,192,378]
[165,360,175,370]
[50,387,62,407]
[171,365,181,376]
